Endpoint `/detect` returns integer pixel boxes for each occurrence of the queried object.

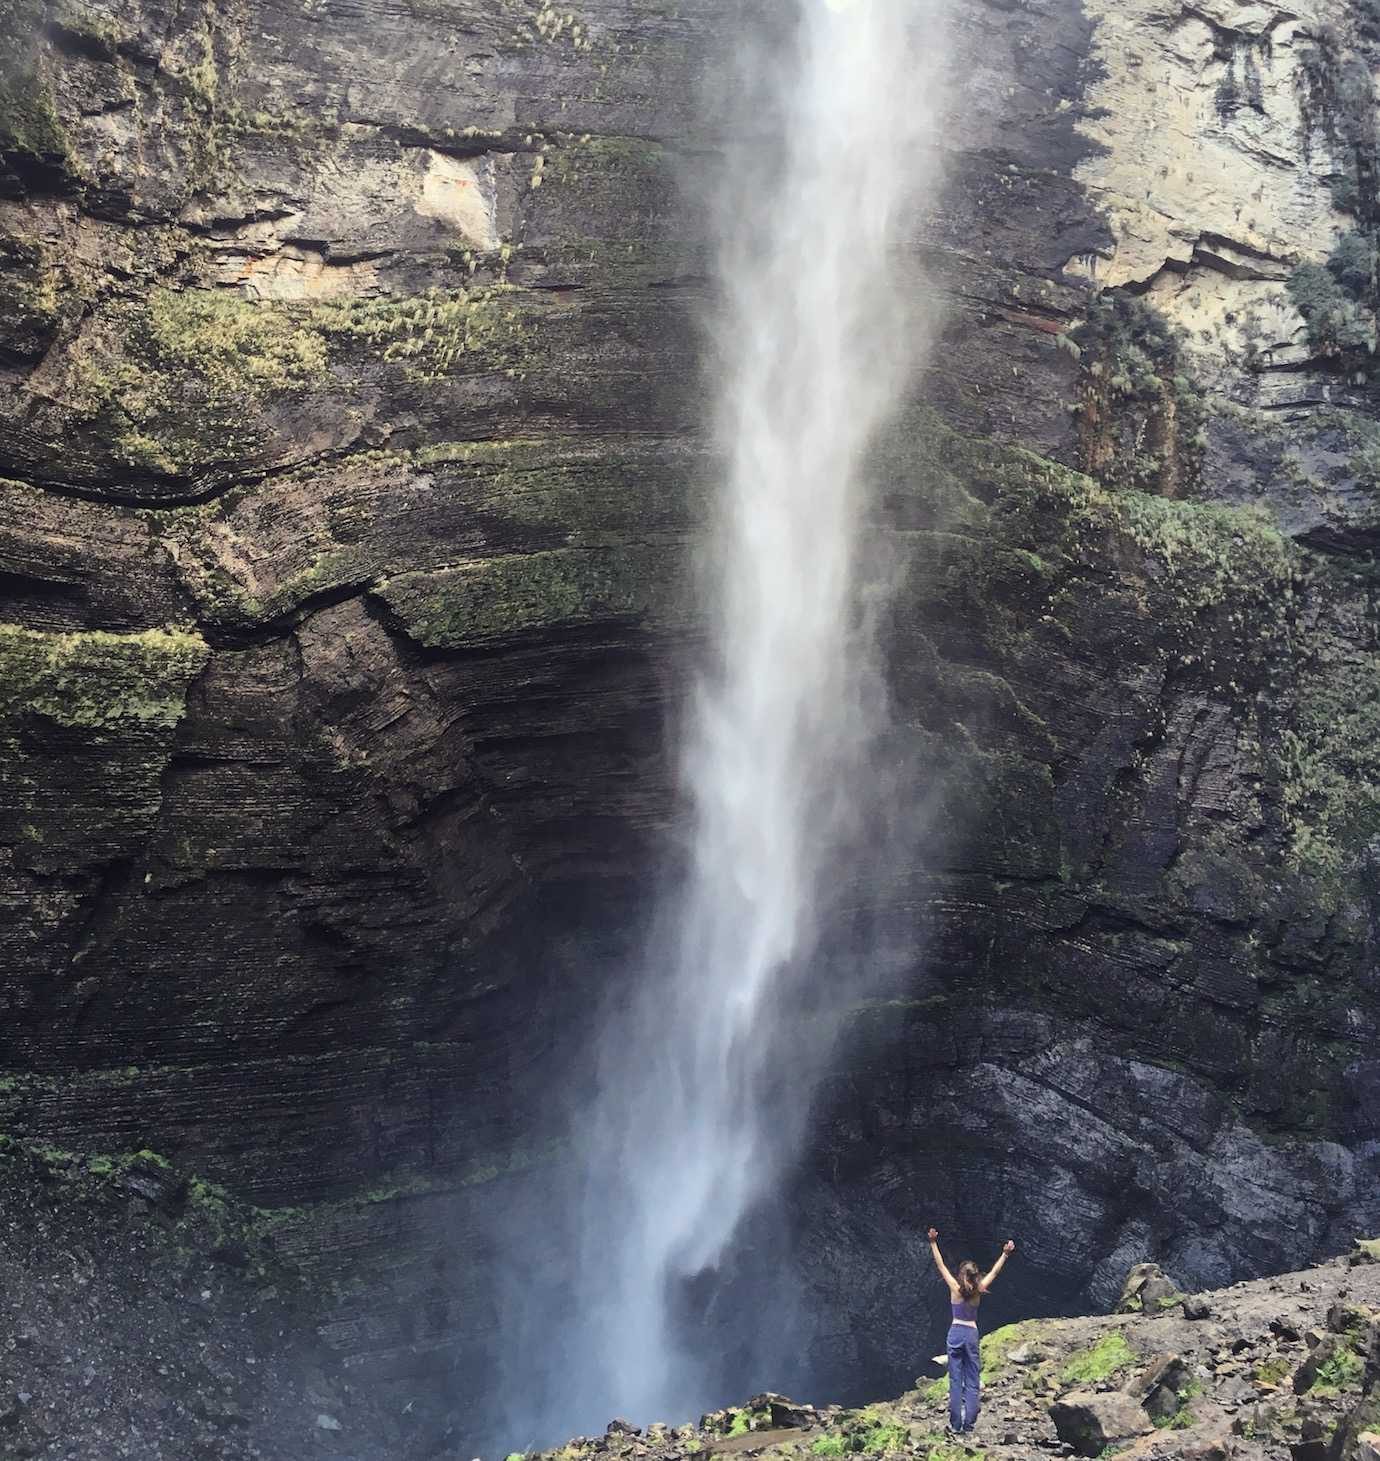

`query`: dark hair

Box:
[957,1261,983,1303]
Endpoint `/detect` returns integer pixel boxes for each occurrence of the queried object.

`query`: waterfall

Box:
[503,0,941,1441]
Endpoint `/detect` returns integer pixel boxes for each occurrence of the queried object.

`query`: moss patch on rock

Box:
[0,1136,298,1280]
[0,0,71,171]
[0,622,208,733]
[893,412,1380,878]
[59,289,330,473]
[314,285,535,381]
[0,68,69,166]
[376,544,684,646]
[1059,1331,1136,1385]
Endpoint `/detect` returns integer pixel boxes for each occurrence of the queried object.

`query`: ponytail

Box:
[957,1261,982,1302]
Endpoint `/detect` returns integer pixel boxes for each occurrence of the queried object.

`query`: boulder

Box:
[1286,1416,1331,1461]
[1354,1433,1380,1461]
[1049,1390,1155,1456]
[1007,1342,1048,1366]
[1117,1263,1181,1315]
[1291,1440,1329,1461]
[748,1395,815,1429]
[1295,1333,1349,1395]
[1109,1414,1233,1461]
[1349,1241,1380,1268]
[1183,1295,1214,1321]
[1125,1353,1190,1422]
[1329,1303,1376,1337]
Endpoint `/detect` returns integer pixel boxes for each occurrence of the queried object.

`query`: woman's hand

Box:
[927,1227,939,1241]
[1003,1240,1016,1254]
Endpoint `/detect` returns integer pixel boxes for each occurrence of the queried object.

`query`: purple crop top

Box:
[951,1298,980,1322]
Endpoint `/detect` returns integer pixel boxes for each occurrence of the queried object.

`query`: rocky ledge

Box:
[4,1131,1380,1461]
[547,1248,1380,1461]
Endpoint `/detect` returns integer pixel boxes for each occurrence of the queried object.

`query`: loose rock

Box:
[1048,1390,1155,1456]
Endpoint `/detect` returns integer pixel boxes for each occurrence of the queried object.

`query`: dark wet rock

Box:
[0,1139,398,1459]
[1334,1402,1380,1461]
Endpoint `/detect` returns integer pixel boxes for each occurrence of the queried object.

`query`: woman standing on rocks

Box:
[927,1227,1016,1436]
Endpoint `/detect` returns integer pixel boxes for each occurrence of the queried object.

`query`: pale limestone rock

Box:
[414,150,500,250]
[1071,0,1358,362]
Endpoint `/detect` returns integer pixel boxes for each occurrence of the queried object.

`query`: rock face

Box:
[0,1139,403,1460]
[4,0,1380,1450]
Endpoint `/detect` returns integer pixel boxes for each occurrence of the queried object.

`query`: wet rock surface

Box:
[0,1139,402,1460]
[3,0,1380,1449]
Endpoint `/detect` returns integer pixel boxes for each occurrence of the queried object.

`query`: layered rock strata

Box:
[4,0,1380,1447]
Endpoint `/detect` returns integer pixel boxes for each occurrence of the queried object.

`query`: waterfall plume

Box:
[499,0,945,1441]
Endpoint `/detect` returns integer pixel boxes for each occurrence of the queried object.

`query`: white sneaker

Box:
[931,1354,947,1366]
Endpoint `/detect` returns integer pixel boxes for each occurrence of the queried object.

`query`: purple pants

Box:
[946,1324,980,1432]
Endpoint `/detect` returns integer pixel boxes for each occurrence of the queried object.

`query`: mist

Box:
[492,0,947,1445]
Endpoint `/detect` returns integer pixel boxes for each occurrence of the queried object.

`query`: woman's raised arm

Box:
[927,1227,958,1292]
[981,1240,1016,1291]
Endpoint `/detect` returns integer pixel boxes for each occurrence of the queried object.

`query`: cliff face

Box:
[3,0,1380,1449]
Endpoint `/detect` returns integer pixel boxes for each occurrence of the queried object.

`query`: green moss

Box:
[0,237,64,351]
[1313,1347,1365,1392]
[1252,1355,1292,1386]
[898,415,1380,879]
[1060,1331,1136,1385]
[0,623,209,734]
[412,436,702,543]
[0,1138,298,1280]
[914,1437,985,1461]
[61,289,330,472]
[1072,292,1207,496]
[856,1422,910,1454]
[921,1375,949,1406]
[49,1,133,54]
[1287,233,1377,367]
[811,1437,848,1457]
[313,285,534,381]
[981,1320,1041,1376]
[895,414,1293,652]
[1151,1408,1194,1431]
[725,1406,771,1437]
[376,544,682,646]
[808,1409,915,1456]
[497,0,596,52]
[1271,578,1380,876]
[147,290,329,391]
[0,59,70,164]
